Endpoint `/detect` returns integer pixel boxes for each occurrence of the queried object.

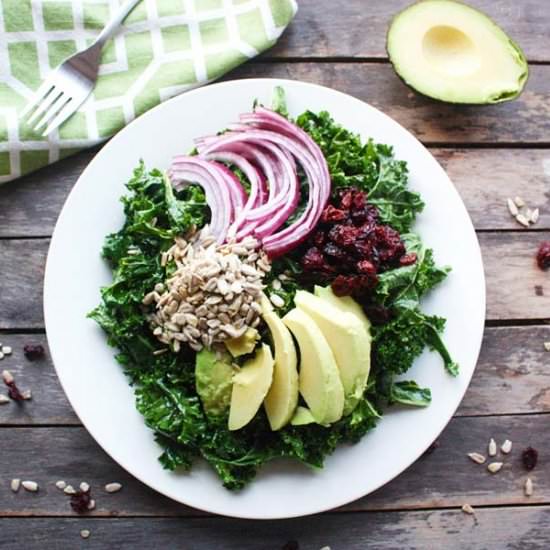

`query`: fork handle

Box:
[94,0,142,47]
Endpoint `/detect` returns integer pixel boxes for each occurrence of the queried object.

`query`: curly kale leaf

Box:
[375,233,451,310]
[373,308,458,377]
[296,110,424,232]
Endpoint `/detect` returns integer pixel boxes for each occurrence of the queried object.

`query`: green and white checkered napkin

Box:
[0,0,297,183]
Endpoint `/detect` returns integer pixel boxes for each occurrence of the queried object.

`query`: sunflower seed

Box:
[80,530,91,539]
[501,439,513,454]
[11,479,20,492]
[270,294,285,308]
[105,482,122,493]
[80,482,90,493]
[468,452,486,464]
[516,214,530,227]
[87,499,96,511]
[461,503,475,515]
[21,390,32,400]
[488,438,497,457]
[22,481,38,492]
[530,208,540,224]
[507,198,519,216]
[64,485,76,495]
[525,477,533,497]
[2,370,14,384]
[217,278,231,295]
[487,462,503,474]
[0,395,9,404]
[514,196,526,208]
[2,346,12,356]
[271,279,282,291]
[544,342,550,352]
[55,480,67,490]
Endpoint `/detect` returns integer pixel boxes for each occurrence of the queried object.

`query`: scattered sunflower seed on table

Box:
[488,438,497,457]
[468,452,486,464]
[487,462,503,474]
[21,480,38,492]
[501,439,512,454]
[462,503,475,515]
[524,478,534,497]
[10,479,20,492]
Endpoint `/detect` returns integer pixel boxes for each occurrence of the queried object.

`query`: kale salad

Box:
[90,88,457,490]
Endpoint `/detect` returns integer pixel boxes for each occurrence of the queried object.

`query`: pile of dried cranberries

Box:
[300,187,415,297]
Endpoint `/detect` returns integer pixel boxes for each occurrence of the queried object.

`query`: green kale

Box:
[372,308,458,377]
[374,233,450,310]
[296,110,424,232]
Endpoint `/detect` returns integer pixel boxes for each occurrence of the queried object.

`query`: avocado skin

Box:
[386,0,529,105]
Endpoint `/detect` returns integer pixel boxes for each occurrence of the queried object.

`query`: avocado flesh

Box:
[195,349,234,417]
[295,290,371,416]
[261,296,299,431]
[283,308,344,425]
[387,0,528,104]
[228,344,274,431]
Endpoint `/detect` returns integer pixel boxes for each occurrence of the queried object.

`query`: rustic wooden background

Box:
[1,1,549,548]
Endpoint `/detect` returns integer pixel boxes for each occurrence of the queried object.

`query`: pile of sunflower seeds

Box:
[144,227,270,352]
[507,196,539,227]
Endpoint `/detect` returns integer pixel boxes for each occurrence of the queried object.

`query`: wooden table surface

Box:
[1,1,550,548]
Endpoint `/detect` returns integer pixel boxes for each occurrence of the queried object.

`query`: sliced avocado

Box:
[387,0,528,104]
[283,308,344,425]
[228,344,274,431]
[225,327,260,357]
[295,290,371,416]
[195,349,234,417]
[261,295,299,431]
[314,285,372,336]
[290,406,317,426]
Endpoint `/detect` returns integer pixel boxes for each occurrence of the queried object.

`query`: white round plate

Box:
[44,78,485,519]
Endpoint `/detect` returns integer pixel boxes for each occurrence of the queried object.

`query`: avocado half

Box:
[387,0,528,104]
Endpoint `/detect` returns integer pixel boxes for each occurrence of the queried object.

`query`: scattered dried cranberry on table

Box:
[23,344,45,361]
[69,487,93,514]
[536,241,550,270]
[522,447,538,471]
[300,187,415,298]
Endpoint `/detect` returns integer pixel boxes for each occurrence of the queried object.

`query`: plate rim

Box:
[44,77,486,519]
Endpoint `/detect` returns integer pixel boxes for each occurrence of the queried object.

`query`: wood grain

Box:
[0,415,547,517]
[1,232,548,330]
[268,0,550,63]
[1,326,548,426]
[227,63,550,145]
[2,507,550,550]
[2,148,550,238]
[481,232,550,320]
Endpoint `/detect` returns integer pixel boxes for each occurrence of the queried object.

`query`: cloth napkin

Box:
[0,0,297,183]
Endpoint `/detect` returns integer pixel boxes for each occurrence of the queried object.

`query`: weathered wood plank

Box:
[228,63,550,144]
[0,150,96,238]
[268,0,550,63]
[2,148,549,238]
[0,335,77,425]
[481,232,550,320]
[0,415,546,516]
[1,326,548,426]
[2,507,550,550]
[436,149,550,231]
[1,232,547,330]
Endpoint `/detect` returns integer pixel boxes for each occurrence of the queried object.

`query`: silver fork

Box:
[21,0,141,137]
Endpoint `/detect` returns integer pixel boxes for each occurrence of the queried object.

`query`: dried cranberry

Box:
[522,447,538,470]
[331,275,357,296]
[312,230,326,248]
[362,304,392,325]
[356,273,378,290]
[536,241,550,270]
[2,373,24,402]
[323,243,346,260]
[321,205,347,223]
[351,191,366,210]
[23,344,45,361]
[357,260,377,275]
[400,253,418,266]
[70,488,93,514]
[339,189,354,210]
[328,225,359,248]
[302,247,326,271]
